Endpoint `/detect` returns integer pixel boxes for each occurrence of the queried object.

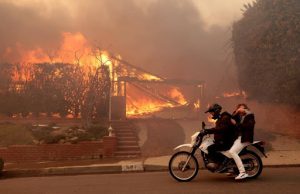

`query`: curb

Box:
[2,165,122,178]
[1,163,300,179]
[1,163,144,178]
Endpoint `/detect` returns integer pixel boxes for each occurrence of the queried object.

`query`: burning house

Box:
[1,32,204,120]
[108,57,205,119]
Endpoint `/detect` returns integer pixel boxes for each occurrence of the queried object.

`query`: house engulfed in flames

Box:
[108,56,204,119]
[4,32,205,119]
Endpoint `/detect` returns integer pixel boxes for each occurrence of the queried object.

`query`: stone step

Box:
[112,127,134,131]
[117,146,140,151]
[111,121,141,158]
[114,127,133,130]
[115,130,135,134]
[111,123,133,127]
[115,131,135,135]
[115,133,136,137]
[117,136,138,141]
[118,141,139,146]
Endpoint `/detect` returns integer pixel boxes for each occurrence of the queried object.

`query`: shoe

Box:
[226,172,234,177]
[235,172,248,180]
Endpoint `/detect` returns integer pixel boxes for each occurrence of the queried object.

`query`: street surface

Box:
[0,167,299,194]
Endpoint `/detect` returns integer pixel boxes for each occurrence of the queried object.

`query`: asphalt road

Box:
[0,167,299,194]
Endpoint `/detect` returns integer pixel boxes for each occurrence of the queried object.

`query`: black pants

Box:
[207,143,227,162]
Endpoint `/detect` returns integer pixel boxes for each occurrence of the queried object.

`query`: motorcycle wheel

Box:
[241,150,263,179]
[168,151,199,182]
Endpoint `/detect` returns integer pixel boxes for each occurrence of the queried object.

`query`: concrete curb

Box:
[1,162,300,179]
[2,165,122,178]
[1,163,145,178]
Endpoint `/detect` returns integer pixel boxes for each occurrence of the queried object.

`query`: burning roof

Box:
[3,32,199,117]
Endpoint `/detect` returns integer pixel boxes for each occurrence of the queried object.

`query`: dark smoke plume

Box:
[0,0,236,95]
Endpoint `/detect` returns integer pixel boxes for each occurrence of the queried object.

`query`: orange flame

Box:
[4,32,111,69]
[126,84,187,117]
[168,88,187,105]
[3,32,188,117]
[193,99,201,109]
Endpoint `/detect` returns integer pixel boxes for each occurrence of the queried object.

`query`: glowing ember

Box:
[193,99,201,109]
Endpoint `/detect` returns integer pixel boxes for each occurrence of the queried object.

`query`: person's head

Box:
[205,103,222,119]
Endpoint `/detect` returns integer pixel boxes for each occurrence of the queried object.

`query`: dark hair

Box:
[205,103,222,113]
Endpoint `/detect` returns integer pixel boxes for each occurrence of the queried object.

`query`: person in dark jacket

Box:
[204,104,237,169]
[229,103,255,180]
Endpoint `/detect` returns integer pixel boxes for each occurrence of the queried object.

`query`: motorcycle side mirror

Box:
[202,121,206,129]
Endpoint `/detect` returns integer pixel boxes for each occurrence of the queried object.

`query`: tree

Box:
[81,64,110,128]
[232,0,300,106]
[0,53,111,125]
[0,63,18,116]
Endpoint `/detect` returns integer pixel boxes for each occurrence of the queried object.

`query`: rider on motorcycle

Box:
[229,103,255,180]
[203,104,237,171]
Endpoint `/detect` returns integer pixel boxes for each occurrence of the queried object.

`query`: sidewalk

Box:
[1,150,300,178]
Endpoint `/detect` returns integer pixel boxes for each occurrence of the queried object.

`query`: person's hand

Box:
[231,118,236,125]
[236,107,246,114]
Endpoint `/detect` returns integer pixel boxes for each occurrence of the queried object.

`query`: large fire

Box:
[126,83,187,116]
[3,32,188,117]
[25,32,111,68]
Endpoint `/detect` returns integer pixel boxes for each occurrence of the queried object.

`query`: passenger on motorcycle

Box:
[229,103,255,180]
[203,104,237,171]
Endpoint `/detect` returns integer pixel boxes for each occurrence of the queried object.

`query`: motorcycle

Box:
[168,122,267,182]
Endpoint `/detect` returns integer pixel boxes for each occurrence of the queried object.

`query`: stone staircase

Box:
[111,121,141,158]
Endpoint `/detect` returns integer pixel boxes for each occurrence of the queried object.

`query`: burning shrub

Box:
[0,61,110,125]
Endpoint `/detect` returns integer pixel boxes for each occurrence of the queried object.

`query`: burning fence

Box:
[0,32,202,119]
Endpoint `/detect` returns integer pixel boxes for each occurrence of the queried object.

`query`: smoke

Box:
[0,0,72,51]
[0,0,249,94]
[1,0,299,139]
[73,0,233,85]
